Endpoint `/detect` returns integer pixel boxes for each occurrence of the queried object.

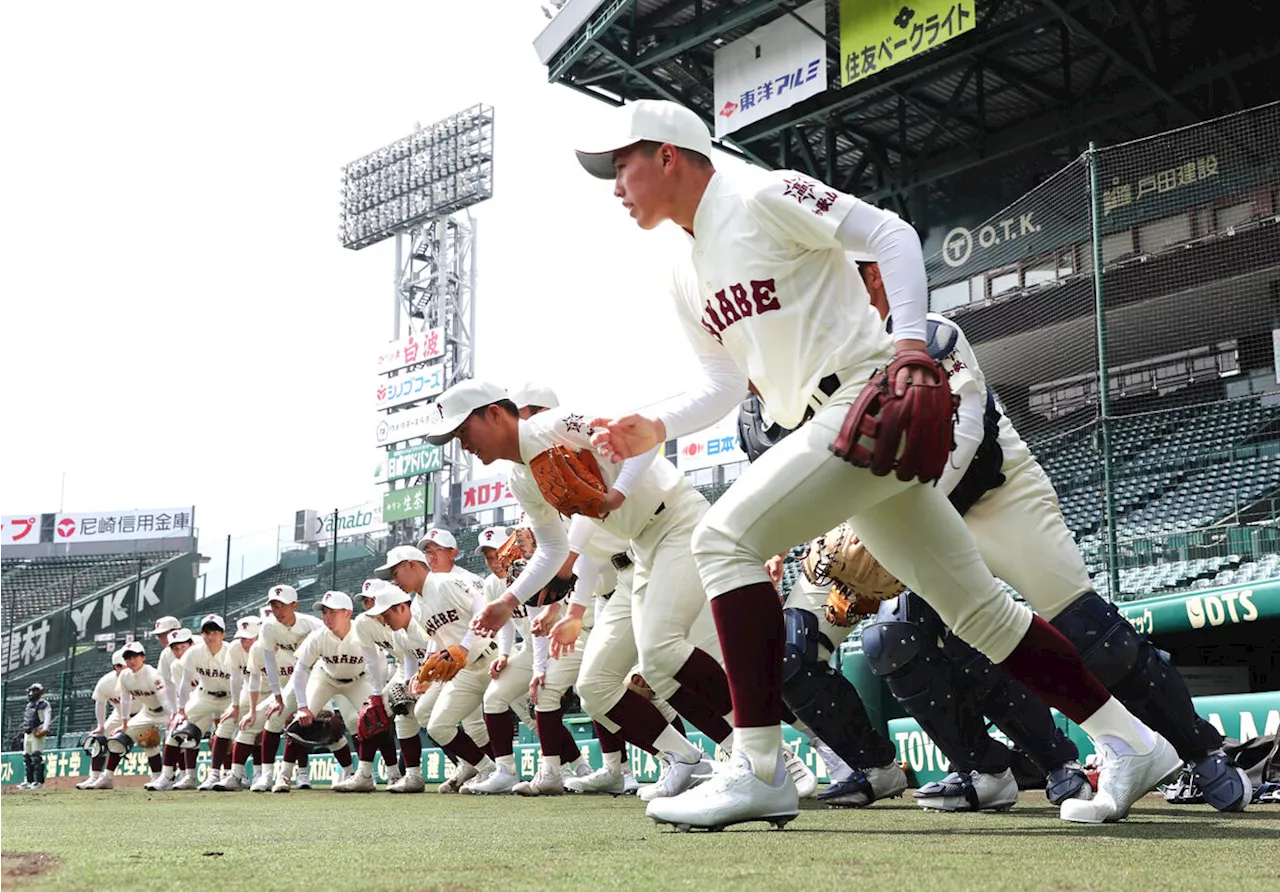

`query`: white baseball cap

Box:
[150,616,181,636]
[120,640,146,658]
[575,99,714,180]
[169,628,194,646]
[418,528,458,550]
[266,584,298,605]
[361,578,387,596]
[313,591,353,612]
[199,614,226,632]
[234,616,262,640]
[374,545,428,580]
[364,587,412,617]
[259,606,273,621]
[511,383,559,411]
[112,648,126,666]
[424,379,509,445]
[475,526,509,553]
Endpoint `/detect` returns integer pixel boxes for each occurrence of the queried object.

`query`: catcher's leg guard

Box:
[782,607,895,768]
[863,594,1011,774]
[1051,592,1222,759]
[940,631,1080,772]
[22,753,35,784]
[33,753,47,785]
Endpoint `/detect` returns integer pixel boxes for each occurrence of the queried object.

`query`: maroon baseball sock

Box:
[444,731,486,767]
[210,735,231,770]
[184,748,198,770]
[999,615,1110,723]
[536,709,565,757]
[666,687,733,743]
[93,753,109,772]
[356,737,377,762]
[282,738,304,764]
[399,734,422,769]
[594,721,623,755]
[377,729,397,766]
[232,742,254,768]
[331,744,353,769]
[106,752,122,772]
[605,689,668,751]
[260,730,281,763]
[557,719,582,764]
[673,647,734,716]
[710,583,784,728]
[147,754,163,774]
[485,712,516,758]
[160,745,178,770]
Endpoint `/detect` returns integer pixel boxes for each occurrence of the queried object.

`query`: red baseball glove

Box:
[356,695,390,740]
[830,350,959,483]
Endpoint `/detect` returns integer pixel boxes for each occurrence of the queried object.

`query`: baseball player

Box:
[849,260,1251,815]
[212,616,263,790]
[430,383,731,801]
[576,99,1177,829]
[104,640,174,790]
[358,580,410,789]
[16,684,53,790]
[257,584,324,793]
[376,540,500,792]
[147,615,234,791]
[289,591,376,790]
[143,628,199,789]
[151,615,182,692]
[82,649,142,789]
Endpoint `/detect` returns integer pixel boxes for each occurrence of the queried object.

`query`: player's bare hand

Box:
[472,598,513,636]
[295,707,314,727]
[91,726,105,736]
[489,655,509,679]
[590,414,664,463]
[529,672,547,707]
[765,553,787,588]
[265,695,285,718]
[409,678,428,697]
[598,488,625,515]
[239,710,257,731]
[530,602,561,636]
[219,704,239,724]
[892,338,938,396]
[549,616,582,659]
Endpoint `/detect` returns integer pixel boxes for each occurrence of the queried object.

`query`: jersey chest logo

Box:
[700,278,779,344]
[424,609,461,637]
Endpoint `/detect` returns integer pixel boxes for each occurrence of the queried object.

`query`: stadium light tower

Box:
[340,104,494,535]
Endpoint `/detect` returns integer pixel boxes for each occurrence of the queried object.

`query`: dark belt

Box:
[206,691,229,698]
[800,373,842,425]
[611,552,633,571]
[328,677,355,684]
[654,502,665,517]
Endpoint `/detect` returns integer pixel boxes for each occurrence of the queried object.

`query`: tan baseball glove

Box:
[528,445,609,518]
[802,523,905,605]
[135,726,162,749]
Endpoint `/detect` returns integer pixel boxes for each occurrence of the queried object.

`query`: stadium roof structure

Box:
[535,0,1280,227]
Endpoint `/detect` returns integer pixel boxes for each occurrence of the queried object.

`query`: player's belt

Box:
[610,552,632,571]
[801,373,842,424]
[468,640,499,665]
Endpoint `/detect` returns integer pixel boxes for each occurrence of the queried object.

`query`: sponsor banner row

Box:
[375,326,445,375]
[375,365,445,410]
[2,508,194,547]
[375,442,443,483]
[383,485,434,524]
[374,404,437,447]
[675,413,748,471]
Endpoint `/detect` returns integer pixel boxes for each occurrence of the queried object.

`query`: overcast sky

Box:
[2,1,758,590]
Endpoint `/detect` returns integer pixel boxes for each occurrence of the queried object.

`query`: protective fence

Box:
[925,100,1280,603]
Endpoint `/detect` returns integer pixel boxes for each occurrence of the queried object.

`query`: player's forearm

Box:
[532,635,550,675]
[40,707,53,732]
[177,668,195,709]
[160,685,176,715]
[362,647,386,689]
[262,649,283,696]
[653,354,749,441]
[95,700,107,727]
[119,693,133,719]
[497,621,515,657]
[292,664,310,705]
[613,446,660,496]
[570,554,603,609]
[837,204,927,343]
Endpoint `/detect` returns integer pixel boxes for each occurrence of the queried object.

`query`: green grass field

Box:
[2,788,1277,891]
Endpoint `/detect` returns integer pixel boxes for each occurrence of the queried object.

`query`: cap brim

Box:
[373,561,396,580]
[425,427,461,446]
[575,147,629,180]
[365,597,409,617]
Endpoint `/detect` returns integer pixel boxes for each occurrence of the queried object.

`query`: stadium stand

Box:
[0,552,182,625]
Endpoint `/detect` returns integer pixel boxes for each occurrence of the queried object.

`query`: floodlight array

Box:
[339,104,494,250]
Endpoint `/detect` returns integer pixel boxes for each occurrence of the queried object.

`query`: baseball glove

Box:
[415,644,468,685]
[135,726,162,749]
[802,523,905,605]
[528,445,609,518]
[493,530,526,583]
[285,709,346,748]
[32,728,48,739]
[356,695,390,740]
[385,681,413,716]
[527,573,577,607]
[825,587,883,628]
[830,350,959,483]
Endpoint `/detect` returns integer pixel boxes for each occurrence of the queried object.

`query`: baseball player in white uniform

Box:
[151,615,182,691]
[143,628,199,789]
[257,584,324,792]
[80,650,140,788]
[290,591,377,790]
[210,615,262,791]
[429,382,731,802]
[239,617,283,792]
[106,640,174,789]
[158,614,235,791]
[376,539,500,792]
[575,99,1177,829]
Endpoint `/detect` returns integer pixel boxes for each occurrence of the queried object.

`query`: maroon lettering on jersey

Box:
[701,278,778,342]
[424,609,462,638]
[199,666,230,679]
[323,654,363,665]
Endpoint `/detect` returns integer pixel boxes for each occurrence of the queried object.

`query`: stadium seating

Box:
[0,552,182,626]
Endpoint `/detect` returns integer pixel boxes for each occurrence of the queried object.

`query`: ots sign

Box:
[375,366,445,410]
[376,327,445,375]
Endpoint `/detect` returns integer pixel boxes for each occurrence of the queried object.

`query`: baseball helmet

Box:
[27,684,43,698]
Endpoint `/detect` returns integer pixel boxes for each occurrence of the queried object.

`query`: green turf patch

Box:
[1,789,1276,891]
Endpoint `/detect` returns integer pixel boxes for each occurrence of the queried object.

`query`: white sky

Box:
[1,2,756,591]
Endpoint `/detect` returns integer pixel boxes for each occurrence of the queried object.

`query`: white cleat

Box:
[622,768,639,795]
[26,782,44,790]
[75,775,100,790]
[512,764,565,797]
[437,762,478,794]
[214,773,247,792]
[172,772,198,791]
[566,766,629,795]
[87,773,115,790]
[1061,735,1183,824]
[333,772,376,793]
[388,773,426,794]
[295,768,312,790]
[145,774,176,792]
[197,770,221,791]
[638,754,713,802]
[251,770,274,793]
[460,769,493,794]
[915,769,1017,812]
[271,776,293,793]
[782,748,818,799]
[646,751,799,832]
[386,766,404,787]
[466,764,520,795]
